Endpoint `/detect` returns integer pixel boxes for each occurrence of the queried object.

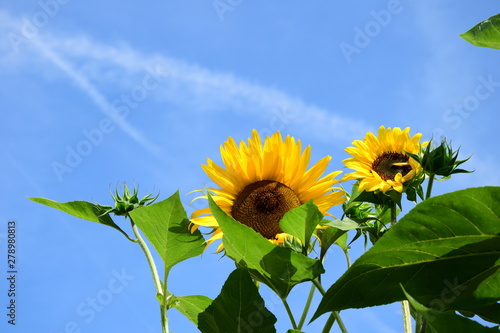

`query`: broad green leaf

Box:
[460,303,500,325]
[198,268,277,333]
[208,195,324,298]
[460,14,500,50]
[28,197,130,239]
[280,200,323,251]
[317,227,347,261]
[403,287,499,333]
[312,187,500,321]
[173,295,212,326]
[129,191,205,273]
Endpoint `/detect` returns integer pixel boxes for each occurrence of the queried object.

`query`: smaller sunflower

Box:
[342,126,424,193]
[190,130,345,252]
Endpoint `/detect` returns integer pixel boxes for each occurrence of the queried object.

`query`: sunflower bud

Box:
[98,183,159,217]
[407,139,472,178]
[343,200,373,221]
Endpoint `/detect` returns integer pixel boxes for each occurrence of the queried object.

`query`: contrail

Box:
[30,37,163,157]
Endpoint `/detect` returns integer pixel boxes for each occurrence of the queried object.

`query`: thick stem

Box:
[297,282,316,330]
[131,219,168,333]
[425,173,435,200]
[312,278,326,295]
[282,298,298,330]
[415,312,424,333]
[344,250,352,269]
[402,300,412,333]
[388,205,412,333]
[390,200,398,226]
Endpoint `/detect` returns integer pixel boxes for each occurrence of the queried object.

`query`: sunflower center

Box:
[231,180,302,239]
[372,152,412,181]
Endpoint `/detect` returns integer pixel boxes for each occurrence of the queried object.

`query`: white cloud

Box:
[32,38,164,156]
[0,9,164,158]
[0,9,371,146]
[56,37,372,141]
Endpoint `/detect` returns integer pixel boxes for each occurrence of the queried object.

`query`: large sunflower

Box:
[342,126,424,193]
[190,130,345,252]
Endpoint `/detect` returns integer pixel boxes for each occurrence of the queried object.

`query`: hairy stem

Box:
[389,203,412,333]
[402,300,412,333]
[282,298,298,330]
[131,219,168,333]
[297,282,316,330]
[425,173,435,200]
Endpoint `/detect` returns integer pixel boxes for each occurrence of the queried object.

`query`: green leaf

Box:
[317,227,348,261]
[320,218,361,231]
[333,232,349,253]
[129,191,205,273]
[312,187,500,321]
[280,200,323,251]
[28,197,130,239]
[208,195,324,298]
[198,268,277,333]
[460,14,500,50]
[173,295,212,326]
[403,287,499,333]
[461,303,500,325]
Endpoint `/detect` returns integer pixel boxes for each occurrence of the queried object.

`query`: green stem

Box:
[402,300,412,333]
[297,282,316,330]
[312,278,326,295]
[344,250,352,268]
[415,312,424,333]
[321,313,337,333]
[130,219,168,333]
[390,200,397,226]
[282,298,298,329]
[425,173,435,200]
[388,205,412,333]
[312,279,348,333]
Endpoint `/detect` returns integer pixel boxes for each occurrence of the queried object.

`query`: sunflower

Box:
[190,130,345,252]
[342,126,424,193]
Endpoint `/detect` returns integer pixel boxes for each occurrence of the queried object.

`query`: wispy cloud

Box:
[1,9,371,146]
[32,38,164,156]
[0,10,163,158]
[48,35,372,142]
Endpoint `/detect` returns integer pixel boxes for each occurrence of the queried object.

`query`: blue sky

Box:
[1,1,499,332]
